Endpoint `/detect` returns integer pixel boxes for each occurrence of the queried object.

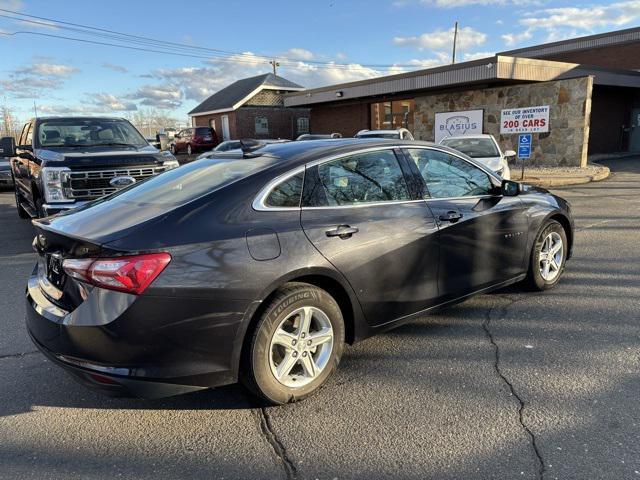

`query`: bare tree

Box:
[1,102,21,140]
[126,108,182,138]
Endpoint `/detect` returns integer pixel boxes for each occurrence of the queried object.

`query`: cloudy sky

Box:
[1,0,639,124]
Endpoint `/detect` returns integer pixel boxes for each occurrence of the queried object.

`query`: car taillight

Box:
[62,253,171,295]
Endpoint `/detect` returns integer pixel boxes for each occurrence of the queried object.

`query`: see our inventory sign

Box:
[500,106,549,134]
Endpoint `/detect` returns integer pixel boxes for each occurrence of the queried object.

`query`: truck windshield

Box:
[35,119,148,148]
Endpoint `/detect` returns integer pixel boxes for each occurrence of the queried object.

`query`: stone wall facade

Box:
[413,77,594,167]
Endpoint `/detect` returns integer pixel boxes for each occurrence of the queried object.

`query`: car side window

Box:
[265,172,304,208]
[24,123,34,146]
[406,149,493,199]
[18,123,28,145]
[303,150,410,207]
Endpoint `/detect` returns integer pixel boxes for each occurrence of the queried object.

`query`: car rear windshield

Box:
[195,127,212,136]
[36,119,147,148]
[441,138,499,158]
[97,156,274,209]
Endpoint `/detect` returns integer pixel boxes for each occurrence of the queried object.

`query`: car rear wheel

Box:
[14,186,30,219]
[243,283,345,405]
[525,220,567,290]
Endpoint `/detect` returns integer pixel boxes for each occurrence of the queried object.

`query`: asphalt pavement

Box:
[0,157,638,480]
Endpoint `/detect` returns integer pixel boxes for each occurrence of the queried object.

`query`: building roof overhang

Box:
[284,55,640,108]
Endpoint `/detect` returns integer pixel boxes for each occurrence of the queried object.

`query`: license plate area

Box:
[38,254,65,300]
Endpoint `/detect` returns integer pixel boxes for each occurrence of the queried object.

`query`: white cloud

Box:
[394,26,487,51]
[128,84,182,109]
[102,62,128,73]
[502,29,534,46]
[1,61,79,99]
[502,0,640,46]
[463,51,495,61]
[420,0,541,6]
[0,0,23,10]
[91,93,137,111]
[283,48,315,61]
[21,63,79,76]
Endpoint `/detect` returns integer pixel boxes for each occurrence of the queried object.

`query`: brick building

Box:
[188,73,310,141]
[283,27,640,167]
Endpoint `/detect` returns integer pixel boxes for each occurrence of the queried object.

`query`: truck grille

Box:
[64,166,168,201]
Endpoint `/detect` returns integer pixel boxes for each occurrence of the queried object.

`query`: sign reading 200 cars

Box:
[500,105,550,134]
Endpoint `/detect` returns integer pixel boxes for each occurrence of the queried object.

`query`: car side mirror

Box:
[156,133,169,151]
[174,134,180,139]
[504,150,516,158]
[0,137,15,157]
[501,179,521,196]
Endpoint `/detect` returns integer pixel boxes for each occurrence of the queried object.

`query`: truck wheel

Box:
[243,283,345,405]
[14,186,30,219]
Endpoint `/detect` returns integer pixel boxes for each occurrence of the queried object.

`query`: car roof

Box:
[210,138,436,168]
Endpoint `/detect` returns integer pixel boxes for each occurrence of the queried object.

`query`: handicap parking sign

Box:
[518,134,532,159]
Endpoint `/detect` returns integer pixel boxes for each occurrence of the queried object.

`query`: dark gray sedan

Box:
[26,139,573,404]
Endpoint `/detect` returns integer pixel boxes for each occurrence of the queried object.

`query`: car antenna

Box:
[239,139,265,158]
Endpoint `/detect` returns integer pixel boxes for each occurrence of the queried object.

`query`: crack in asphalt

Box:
[0,351,39,360]
[482,296,546,480]
[258,407,298,480]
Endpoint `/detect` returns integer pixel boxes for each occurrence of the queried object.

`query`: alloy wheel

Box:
[268,306,334,388]
[539,231,563,281]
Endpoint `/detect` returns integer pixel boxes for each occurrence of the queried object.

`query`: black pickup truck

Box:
[0,117,179,218]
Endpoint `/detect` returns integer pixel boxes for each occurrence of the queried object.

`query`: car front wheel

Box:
[525,219,567,290]
[243,283,345,404]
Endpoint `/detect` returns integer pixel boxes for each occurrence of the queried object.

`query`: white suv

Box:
[355,128,414,140]
[440,134,515,180]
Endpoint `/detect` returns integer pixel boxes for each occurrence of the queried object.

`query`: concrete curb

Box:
[516,163,610,187]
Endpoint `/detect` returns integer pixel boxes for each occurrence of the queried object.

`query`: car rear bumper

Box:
[25,266,243,398]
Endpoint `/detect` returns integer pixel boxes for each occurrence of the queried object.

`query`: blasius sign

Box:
[500,106,550,134]
[435,110,483,143]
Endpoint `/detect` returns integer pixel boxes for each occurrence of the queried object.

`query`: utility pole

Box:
[269,59,280,75]
[452,21,459,64]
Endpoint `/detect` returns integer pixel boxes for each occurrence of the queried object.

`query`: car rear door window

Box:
[265,172,304,208]
[406,149,492,199]
[303,150,410,207]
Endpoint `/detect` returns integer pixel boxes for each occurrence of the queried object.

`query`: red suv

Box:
[170,127,218,155]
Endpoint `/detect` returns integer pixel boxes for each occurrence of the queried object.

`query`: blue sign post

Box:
[518,133,532,180]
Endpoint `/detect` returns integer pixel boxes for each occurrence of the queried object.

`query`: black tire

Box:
[14,186,30,219]
[243,282,345,405]
[525,220,567,291]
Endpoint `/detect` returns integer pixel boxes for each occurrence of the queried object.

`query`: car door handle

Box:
[325,225,359,239]
[439,211,463,223]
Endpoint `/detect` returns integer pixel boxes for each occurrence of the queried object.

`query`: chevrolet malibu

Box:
[26,139,573,404]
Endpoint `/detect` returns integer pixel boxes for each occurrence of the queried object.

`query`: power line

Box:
[0,8,420,71]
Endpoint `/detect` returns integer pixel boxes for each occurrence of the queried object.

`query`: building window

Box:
[255,117,269,135]
[297,117,309,134]
[370,100,415,132]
